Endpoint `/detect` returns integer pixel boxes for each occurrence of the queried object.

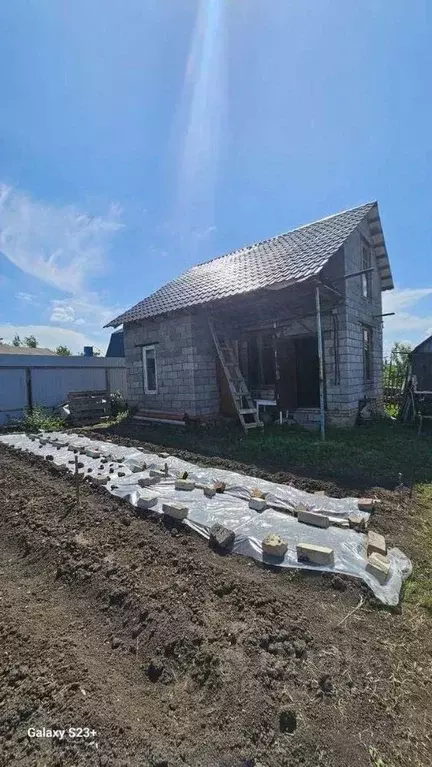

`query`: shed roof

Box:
[411,335,432,355]
[0,344,58,355]
[105,329,125,357]
[107,201,393,327]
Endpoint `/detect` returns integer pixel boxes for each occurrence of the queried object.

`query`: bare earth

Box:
[0,443,431,767]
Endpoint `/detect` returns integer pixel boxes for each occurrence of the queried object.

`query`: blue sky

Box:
[0,0,430,354]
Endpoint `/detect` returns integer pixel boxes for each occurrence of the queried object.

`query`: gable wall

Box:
[325,219,384,426]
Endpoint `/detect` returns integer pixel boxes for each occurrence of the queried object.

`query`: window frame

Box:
[362,325,373,382]
[142,344,158,394]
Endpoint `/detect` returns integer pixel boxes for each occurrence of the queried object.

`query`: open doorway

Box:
[238,332,320,410]
[276,335,320,408]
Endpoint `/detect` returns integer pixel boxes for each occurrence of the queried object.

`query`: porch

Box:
[209,277,339,431]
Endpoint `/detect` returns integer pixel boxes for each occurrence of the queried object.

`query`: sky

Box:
[0,0,431,355]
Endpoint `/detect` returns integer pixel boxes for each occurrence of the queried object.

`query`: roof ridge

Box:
[191,201,376,270]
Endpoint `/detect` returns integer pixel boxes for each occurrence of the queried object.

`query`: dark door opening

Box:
[275,338,297,408]
[294,336,320,407]
[276,335,320,409]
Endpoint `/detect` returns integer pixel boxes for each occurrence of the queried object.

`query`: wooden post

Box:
[315,286,326,441]
[25,368,33,412]
[74,454,80,507]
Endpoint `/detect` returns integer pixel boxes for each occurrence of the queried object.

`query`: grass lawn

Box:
[106,417,432,491]
[403,482,432,613]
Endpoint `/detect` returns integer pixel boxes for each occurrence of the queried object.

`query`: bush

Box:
[110,390,128,418]
[23,405,66,432]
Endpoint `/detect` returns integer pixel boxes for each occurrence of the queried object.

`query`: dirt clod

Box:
[147,658,164,682]
[319,674,333,695]
[279,708,297,733]
[331,575,347,591]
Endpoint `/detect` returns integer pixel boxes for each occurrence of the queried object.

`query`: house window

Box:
[142,345,157,393]
[362,245,372,299]
[363,326,373,381]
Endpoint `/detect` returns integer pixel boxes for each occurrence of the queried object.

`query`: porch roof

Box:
[107,201,393,328]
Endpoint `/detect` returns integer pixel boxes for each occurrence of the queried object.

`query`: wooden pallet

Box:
[68,390,110,425]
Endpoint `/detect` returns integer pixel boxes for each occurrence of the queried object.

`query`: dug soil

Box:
[0,444,431,767]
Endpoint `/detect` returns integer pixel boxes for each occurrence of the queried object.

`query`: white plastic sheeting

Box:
[0,432,412,605]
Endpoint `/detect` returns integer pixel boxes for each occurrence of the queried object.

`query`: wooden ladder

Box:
[208,317,262,433]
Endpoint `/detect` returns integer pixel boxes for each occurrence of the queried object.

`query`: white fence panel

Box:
[0,369,27,425]
[31,368,107,408]
[107,367,128,398]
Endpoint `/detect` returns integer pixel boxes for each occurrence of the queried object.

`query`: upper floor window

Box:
[363,326,373,381]
[142,345,157,393]
[362,245,372,299]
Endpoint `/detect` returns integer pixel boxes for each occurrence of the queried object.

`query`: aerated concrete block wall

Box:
[123,311,219,418]
[325,220,384,427]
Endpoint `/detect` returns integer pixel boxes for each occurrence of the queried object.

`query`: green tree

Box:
[56,345,72,356]
[383,342,412,389]
[23,335,38,348]
[389,342,412,376]
[12,334,22,347]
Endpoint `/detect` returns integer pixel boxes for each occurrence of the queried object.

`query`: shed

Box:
[410,336,432,392]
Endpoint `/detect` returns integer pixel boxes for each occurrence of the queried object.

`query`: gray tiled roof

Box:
[0,344,58,355]
[107,202,392,327]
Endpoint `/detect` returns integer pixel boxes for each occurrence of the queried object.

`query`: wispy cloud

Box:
[16,292,38,303]
[50,293,125,330]
[383,286,432,352]
[50,303,76,323]
[383,287,432,313]
[0,184,123,293]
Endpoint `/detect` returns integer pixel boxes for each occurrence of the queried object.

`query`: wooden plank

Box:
[70,395,108,403]
[69,390,107,398]
[70,402,108,412]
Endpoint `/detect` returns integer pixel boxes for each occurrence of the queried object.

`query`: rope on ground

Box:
[336,596,365,627]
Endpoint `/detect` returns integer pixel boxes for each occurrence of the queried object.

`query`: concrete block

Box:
[366,552,390,584]
[138,476,159,488]
[297,509,330,529]
[348,513,366,531]
[209,524,235,551]
[358,498,375,512]
[251,488,265,499]
[92,475,109,486]
[162,501,189,521]
[262,534,288,558]
[367,531,387,557]
[129,461,147,473]
[314,490,326,497]
[175,479,195,491]
[85,449,101,459]
[328,516,349,529]
[297,543,334,566]
[249,497,267,512]
[203,485,216,498]
[136,493,158,511]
